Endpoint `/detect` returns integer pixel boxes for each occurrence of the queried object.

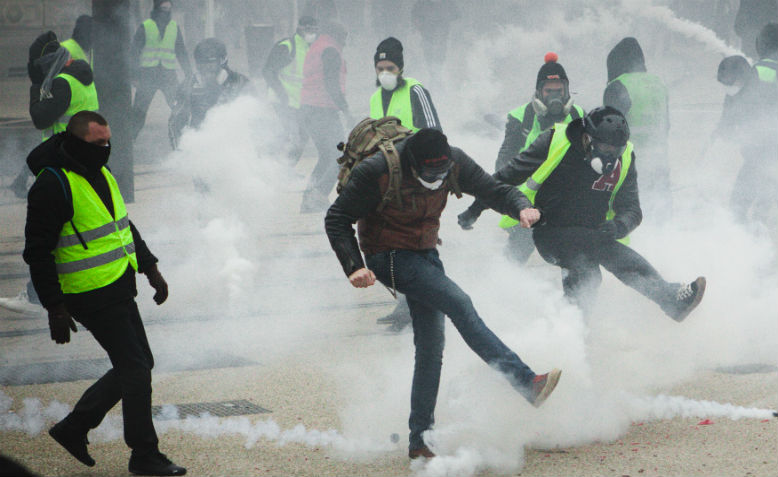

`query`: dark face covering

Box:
[151,9,172,26]
[63,133,111,177]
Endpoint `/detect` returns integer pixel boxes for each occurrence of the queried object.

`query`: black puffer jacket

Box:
[468,119,642,239]
[22,134,157,314]
[325,137,531,277]
[29,59,94,130]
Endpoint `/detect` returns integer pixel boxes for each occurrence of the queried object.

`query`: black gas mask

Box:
[584,136,624,175]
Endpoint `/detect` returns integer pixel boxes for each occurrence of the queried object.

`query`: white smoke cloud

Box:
[2,3,776,477]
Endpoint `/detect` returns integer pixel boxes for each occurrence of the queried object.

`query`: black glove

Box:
[47,303,77,344]
[144,264,169,305]
[457,207,481,230]
[597,220,620,240]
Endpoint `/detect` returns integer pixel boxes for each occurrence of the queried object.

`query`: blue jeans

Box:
[365,249,536,450]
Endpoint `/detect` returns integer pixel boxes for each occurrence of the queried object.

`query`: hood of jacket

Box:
[26,133,66,176]
[607,37,647,82]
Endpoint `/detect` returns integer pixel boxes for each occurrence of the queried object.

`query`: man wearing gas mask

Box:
[458,107,706,321]
[325,128,562,459]
[168,38,250,149]
[22,111,185,476]
[494,52,585,265]
[368,36,442,332]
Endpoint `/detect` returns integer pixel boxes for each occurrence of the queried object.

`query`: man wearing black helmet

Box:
[168,37,250,149]
[325,128,562,460]
[458,107,706,321]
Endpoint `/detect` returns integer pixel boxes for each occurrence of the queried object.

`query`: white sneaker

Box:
[0,291,43,315]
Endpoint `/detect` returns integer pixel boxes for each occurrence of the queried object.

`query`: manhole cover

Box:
[152,399,271,419]
[715,363,778,375]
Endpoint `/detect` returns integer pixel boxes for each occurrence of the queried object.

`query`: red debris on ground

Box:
[698,419,714,425]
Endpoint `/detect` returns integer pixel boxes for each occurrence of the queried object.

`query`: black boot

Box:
[129,452,186,476]
[48,420,95,467]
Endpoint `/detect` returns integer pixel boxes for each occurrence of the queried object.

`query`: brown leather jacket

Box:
[325,138,531,277]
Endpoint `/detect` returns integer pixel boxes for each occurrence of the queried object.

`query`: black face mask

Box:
[64,134,111,173]
[152,9,171,24]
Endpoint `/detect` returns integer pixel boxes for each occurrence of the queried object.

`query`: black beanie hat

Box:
[374,37,404,70]
[536,52,568,89]
[407,129,452,175]
[153,0,172,9]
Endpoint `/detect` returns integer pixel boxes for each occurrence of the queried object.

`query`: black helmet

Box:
[584,106,629,147]
[717,55,751,86]
[194,38,227,66]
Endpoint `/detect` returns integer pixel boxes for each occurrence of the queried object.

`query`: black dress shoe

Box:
[48,421,95,467]
[129,452,186,476]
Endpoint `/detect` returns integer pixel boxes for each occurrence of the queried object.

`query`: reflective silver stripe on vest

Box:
[57,216,130,248]
[56,242,136,275]
[524,177,542,191]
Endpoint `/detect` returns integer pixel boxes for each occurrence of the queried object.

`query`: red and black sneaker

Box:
[529,368,562,407]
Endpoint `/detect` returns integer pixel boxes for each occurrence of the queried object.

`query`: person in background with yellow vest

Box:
[494,52,585,265]
[299,21,351,213]
[22,112,186,476]
[755,23,778,84]
[370,37,441,133]
[130,0,192,141]
[368,36,440,333]
[603,37,671,224]
[61,15,93,67]
[715,54,778,223]
[9,32,100,202]
[458,107,706,320]
[263,16,318,168]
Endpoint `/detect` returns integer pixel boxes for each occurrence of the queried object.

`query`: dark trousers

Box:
[504,226,535,264]
[731,145,778,221]
[274,104,310,167]
[65,299,159,456]
[300,105,343,197]
[533,226,678,314]
[131,67,179,140]
[365,249,536,450]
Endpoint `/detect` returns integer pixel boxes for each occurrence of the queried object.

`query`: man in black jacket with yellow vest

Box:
[23,111,185,476]
[458,107,705,320]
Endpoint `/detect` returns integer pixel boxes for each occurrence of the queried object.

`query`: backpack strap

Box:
[520,105,536,136]
[569,106,581,120]
[447,163,463,198]
[376,141,403,212]
[40,166,71,203]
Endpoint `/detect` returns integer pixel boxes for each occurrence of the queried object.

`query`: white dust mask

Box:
[378,71,398,91]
